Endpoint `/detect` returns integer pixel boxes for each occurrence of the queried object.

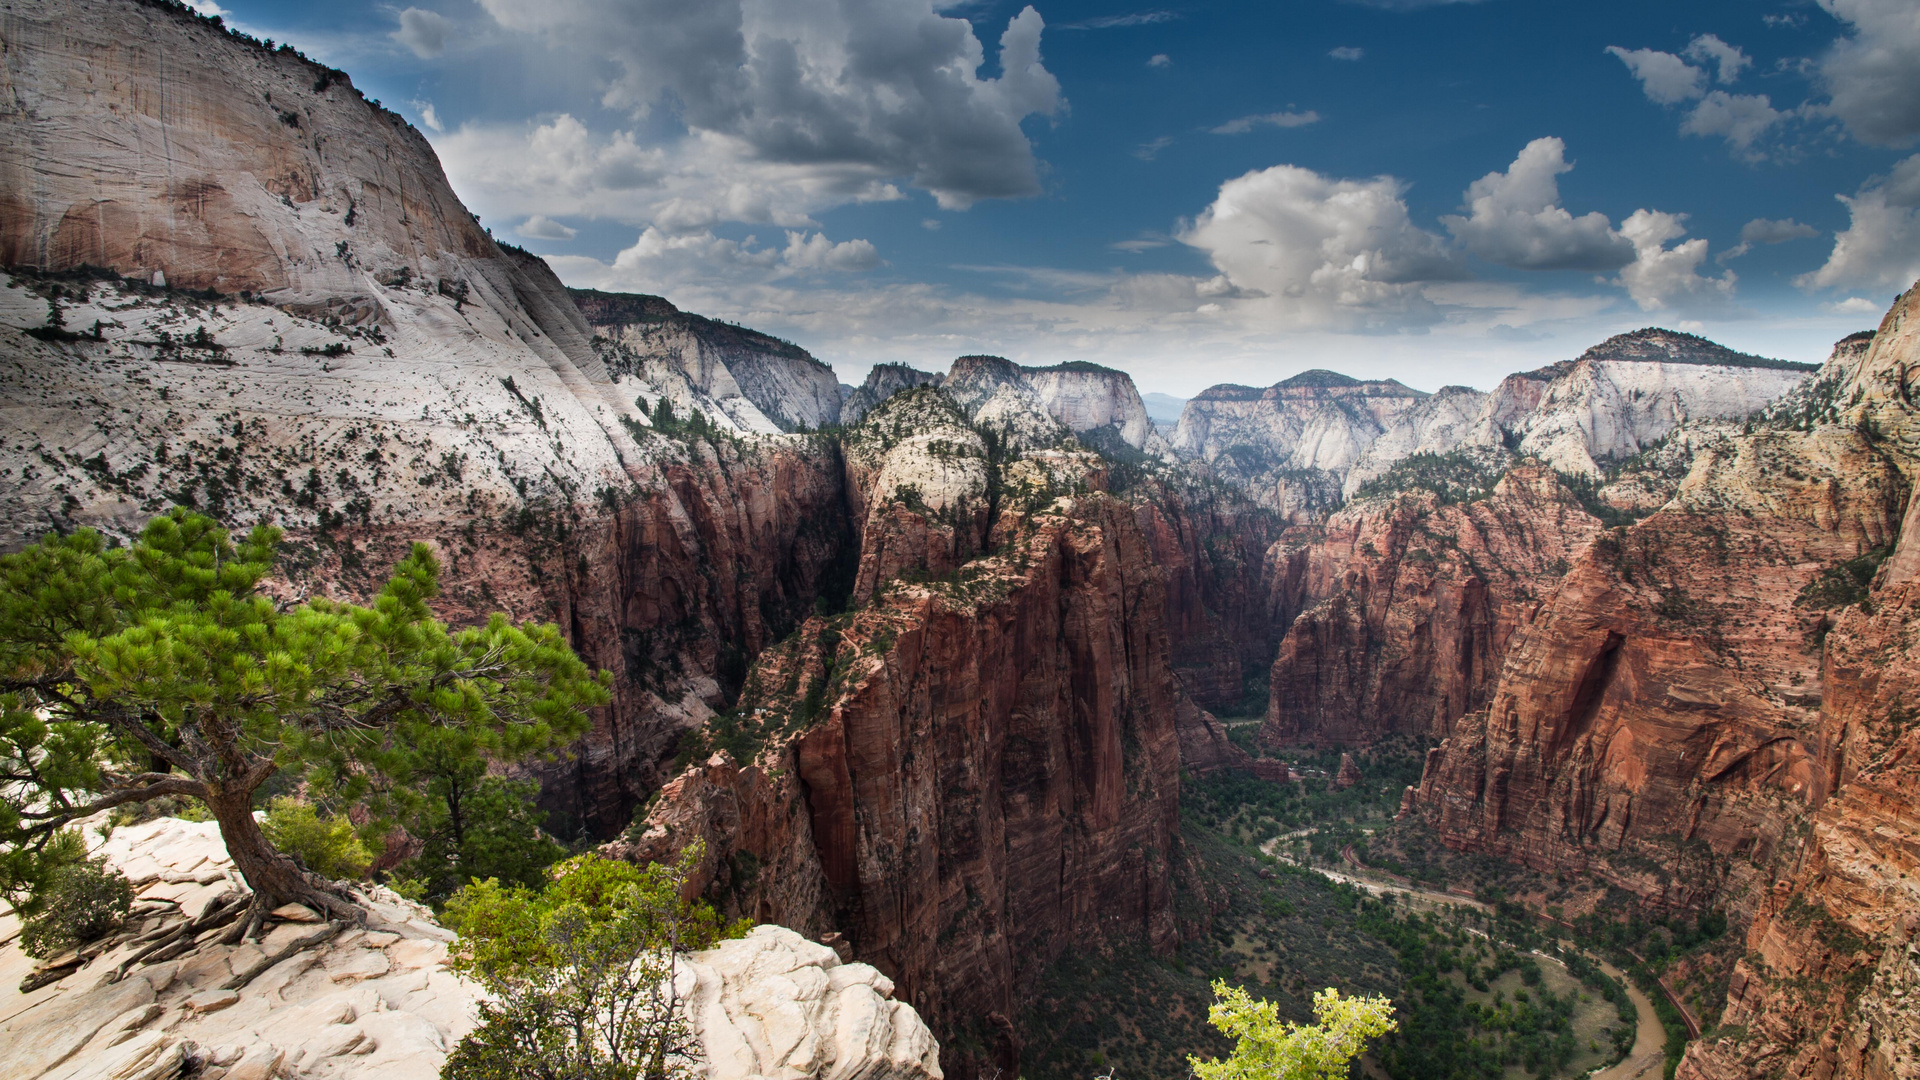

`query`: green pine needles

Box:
[0,508,611,928]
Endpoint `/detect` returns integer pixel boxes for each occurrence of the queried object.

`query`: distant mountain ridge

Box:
[1171,327,1816,516]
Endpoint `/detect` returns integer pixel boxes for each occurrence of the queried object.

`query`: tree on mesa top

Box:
[0,508,610,928]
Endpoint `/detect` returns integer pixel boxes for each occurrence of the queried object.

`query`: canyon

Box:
[4,2,1920,1079]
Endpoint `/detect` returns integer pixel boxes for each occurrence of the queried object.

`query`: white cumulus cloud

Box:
[1607,45,1706,105]
[1680,91,1785,156]
[1813,0,1920,146]
[1329,46,1364,61]
[1442,137,1636,271]
[517,215,577,241]
[1177,164,1465,330]
[393,7,451,58]
[474,0,1062,211]
[782,231,881,272]
[1616,209,1736,312]
[1684,34,1752,83]
[1798,154,1920,292]
[1607,37,1784,157]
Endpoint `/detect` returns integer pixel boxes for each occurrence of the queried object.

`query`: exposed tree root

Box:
[110,891,249,981]
[221,920,343,991]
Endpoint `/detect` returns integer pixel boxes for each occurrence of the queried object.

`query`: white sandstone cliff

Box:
[1172,330,1815,514]
[0,817,942,1080]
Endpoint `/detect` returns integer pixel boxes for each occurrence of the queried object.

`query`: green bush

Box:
[261,797,373,880]
[441,846,748,1080]
[20,856,133,958]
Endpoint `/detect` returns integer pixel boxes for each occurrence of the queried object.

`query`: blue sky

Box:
[194,0,1920,396]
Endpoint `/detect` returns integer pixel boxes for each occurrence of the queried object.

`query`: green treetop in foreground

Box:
[441,846,746,1080]
[0,509,610,928]
[1191,982,1397,1080]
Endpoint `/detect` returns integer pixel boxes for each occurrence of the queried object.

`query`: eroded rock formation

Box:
[619,481,1196,1076]
[571,289,843,433]
[1170,331,1814,517]
[0,817,942,1080]
[1259,465,1604,746]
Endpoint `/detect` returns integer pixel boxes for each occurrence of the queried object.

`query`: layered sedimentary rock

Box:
[1170,371,1431,518]
[842,364,946,425]
[1412,299,1917,919]
[843,355,1164,454]
[0,0,860,837]
[1260,465,1604,746]
[1133,472,1283,712]
[1483,330,1812,477]
[1173,331,1813,517]
[571,289,843,433]
[0,817,942,1080]
[619,481,1193,1077]
[1675,296,1920,1080]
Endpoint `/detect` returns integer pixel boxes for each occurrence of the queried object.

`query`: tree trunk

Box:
[202,785,364,924]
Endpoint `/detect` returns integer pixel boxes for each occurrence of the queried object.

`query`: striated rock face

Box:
[1412,297,1918,919]
[619,490,1190,1076]
[942,355,1163,452]
[0,818,942,1080]
[842,364,945,425]
[571,289,843,433]
[1,1,492,304]
[1485,353,1812,478]
[1170,371,1431,519]
[1675,296,1920,1080]
[1133,473,1283,712]
[0,0,863,839]
[1260,466,1604,746]
[1172,332,1813,517]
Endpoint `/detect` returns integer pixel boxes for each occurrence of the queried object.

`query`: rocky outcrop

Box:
[839,389,995,605]
[1673,296,1920,1080]
[0,0,864,839]
[940,356,1165,452]
[0,817,942,1080]
[619,490,1191,1078]
[1170,372,1431,519]
[1482,335,1812,477]
[1411,299,1918,917]
[1171,332,1813,517]
[842,365,945,425]
[571,289,843,433]
[1260,465,1604,746]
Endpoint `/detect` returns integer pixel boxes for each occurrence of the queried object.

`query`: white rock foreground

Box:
[0,819,942,1080]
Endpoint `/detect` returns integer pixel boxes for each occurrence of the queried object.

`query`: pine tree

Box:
[0,509,609,928]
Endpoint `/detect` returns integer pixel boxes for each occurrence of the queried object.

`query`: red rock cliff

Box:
[1260,465,1603,746]
[1676,289,1920,1080]
[619,489,1191,1077]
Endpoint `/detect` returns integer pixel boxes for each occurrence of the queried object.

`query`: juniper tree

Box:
[0,509,609,927]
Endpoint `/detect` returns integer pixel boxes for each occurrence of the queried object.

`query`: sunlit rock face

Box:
[0,818,942,1080]
[570,289,844,434]
[1170,331,1812,518]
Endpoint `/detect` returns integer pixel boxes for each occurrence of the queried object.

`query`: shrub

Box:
[1189,983,1396,1080]
[441,846,747,1080]
[20,855,134,958]
[261,798,372,880]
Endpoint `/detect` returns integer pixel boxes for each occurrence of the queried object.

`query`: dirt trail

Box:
[1260,836,1666,1079]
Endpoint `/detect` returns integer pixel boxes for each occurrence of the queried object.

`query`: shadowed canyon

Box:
[3,3,1918,1079]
